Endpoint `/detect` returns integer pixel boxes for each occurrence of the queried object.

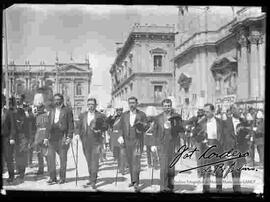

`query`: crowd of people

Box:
[1,92,264,193]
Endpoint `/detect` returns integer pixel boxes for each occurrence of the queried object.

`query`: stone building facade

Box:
[174,7,265,113]
[2,58,92,119]
[110,23,176,111]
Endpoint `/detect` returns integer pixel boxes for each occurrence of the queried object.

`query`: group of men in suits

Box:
[2,92,256,194]
[191,104,251,193]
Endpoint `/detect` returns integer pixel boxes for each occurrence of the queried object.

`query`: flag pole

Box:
[3,9,9,108]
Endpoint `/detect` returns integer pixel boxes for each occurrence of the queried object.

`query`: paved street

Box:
[2,139,263,194]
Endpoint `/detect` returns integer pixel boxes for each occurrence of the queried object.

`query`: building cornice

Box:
[173,11,265,63]
[110,24,176,73]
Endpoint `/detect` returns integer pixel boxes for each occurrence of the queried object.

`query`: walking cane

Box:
[115,159,119,186]
[76,138,79,186]
[70,140,78,186]
[151,154,154,186]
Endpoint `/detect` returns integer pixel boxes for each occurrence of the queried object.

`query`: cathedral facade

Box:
[2,59,92,119]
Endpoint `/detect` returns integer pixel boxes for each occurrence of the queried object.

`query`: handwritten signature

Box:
[169,145,253,178]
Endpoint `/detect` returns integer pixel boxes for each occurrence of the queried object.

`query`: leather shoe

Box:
[36,170,44,175]
[47,178,57,184]
[58,179,66,184]
[128,182,135,187]
[91,183,97,190]
[134,184,140,192]
[6,177,14,183]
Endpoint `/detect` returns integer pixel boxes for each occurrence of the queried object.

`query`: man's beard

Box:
[88,108,95,112]
[130,106,135,111]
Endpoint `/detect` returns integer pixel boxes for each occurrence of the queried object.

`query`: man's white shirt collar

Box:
[130,110,136,127]
[87,111,95,126]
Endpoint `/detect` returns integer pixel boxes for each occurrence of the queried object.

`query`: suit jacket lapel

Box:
[126,111,130,135]
[160,112,166,139]
[59,106,65,121]
[216,118,221,141]
[83,112,87,132]
[134,109,139,124]
[51,109,55,125]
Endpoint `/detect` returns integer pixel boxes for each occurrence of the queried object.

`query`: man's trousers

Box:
[47,138,69,181]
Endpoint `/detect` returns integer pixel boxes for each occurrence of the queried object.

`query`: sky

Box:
[4,4,179,107]
[4,5,243,107]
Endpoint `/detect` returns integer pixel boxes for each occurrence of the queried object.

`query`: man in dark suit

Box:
[184,109,205,177]
[118,96,147,192]
[223,105,250,193]
[152,98,185,192]
[193,103,224,193]
[45,93,74,184]
[12,94,33,181]
[107,106,127,175]
[1,95,16,183]
[76,97,108,189]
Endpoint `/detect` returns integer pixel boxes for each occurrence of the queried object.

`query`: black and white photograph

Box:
[1,4,265,196]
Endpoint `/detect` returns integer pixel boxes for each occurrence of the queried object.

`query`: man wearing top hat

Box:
[152,98,185,193]
[76,97,108,189]
[118,96,147,192]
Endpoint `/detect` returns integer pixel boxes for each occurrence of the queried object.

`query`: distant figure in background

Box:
[1,95,16,183]
[144,106,159,169]
[24,103,36,168]
[33,92,50,176]
[107,105,127,175]
[184,108,205,177]
[254,110,264,167]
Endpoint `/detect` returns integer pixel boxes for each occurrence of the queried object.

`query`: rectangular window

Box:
[153,55,162,71]
[154,85,163,102]
[185,98,190,105]
[76,83,82,95]
[192,94,197,104]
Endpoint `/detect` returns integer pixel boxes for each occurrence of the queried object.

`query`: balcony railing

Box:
[154,66,162,72]
[131,24,175,34]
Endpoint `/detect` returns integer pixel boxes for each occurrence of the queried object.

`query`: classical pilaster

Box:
[258,34,265,100]
[248,27,261,100]
[236,27,249,100]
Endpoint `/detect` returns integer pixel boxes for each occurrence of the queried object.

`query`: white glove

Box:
[74,134,80,141]
[43,138,49,146]
[65,137,72,145]
[151,146,157,152]
[253,127,257,132]
[117,136,124,144]
[9,139,15,145]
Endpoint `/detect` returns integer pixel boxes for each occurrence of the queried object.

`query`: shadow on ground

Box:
[95,176,127,189]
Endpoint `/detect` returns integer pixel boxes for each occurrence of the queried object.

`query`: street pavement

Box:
[2,139,264,194]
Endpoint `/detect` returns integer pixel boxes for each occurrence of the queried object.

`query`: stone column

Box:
[248,27,261,100]
[236,27,249,100]
[258,33,265,100]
